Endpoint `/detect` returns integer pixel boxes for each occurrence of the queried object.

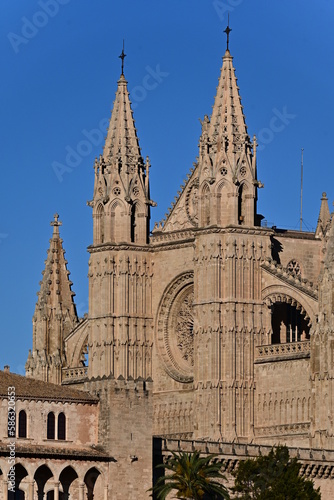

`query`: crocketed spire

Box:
[209,48,250,154]
[26,215,78,383]
[102,74,143,173]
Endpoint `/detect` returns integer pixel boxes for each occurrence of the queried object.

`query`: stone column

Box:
[2,480,8,500]
[54,481,60,500]
[79,482,85,500]
[27,480,35,500]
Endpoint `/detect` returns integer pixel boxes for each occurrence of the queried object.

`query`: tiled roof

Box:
[0,441,110,460]
[0,371,98,403]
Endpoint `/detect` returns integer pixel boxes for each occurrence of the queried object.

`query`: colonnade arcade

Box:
[0,460,109,500]
[262,288,315,346]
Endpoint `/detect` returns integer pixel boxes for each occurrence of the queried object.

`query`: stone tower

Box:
[87,63,155,380]
[26,214,78,383]
[192,46,264,441]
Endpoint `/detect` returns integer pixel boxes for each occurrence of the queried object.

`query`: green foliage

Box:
[232,445,321,499]
[150,450,230,499]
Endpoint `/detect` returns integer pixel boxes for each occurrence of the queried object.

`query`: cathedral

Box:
[1,29,334,499]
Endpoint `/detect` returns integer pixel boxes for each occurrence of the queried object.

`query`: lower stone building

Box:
[1,29,334,498]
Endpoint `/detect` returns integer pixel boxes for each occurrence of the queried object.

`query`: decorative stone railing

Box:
[255,341,310,363]
[158,437,334,479]
[62,366,88,382]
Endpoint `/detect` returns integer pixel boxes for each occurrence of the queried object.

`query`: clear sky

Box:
[1,0,334,373]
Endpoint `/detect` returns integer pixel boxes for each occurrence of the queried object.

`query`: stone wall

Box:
[85,377,153,500]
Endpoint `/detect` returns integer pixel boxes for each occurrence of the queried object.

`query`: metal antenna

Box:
[300,148,304,231]
[119,40,126,75]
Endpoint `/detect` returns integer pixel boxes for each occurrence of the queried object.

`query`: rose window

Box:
[156,274,194,383]
[175,291,194,366]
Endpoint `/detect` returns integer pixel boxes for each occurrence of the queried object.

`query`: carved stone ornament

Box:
[287,259,301,277]
[156,272,194,383]
[185,180,199,226]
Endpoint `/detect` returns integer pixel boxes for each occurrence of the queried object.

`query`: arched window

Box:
[18,410,27,438]
[238,184,245,225]
[271,302,310,344]
[58,412,66,440]
[130,203,136,243]
[47,412,55,439]
[202,184,210,226]
[96,204,104,244]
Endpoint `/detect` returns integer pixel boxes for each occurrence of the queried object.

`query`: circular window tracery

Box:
[156,273,194,383]
[240,166,247,177]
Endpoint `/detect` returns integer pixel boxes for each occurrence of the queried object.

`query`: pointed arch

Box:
[238,182,248,225]
[59,466,78,499]
[130,200,147,244]
[110,199,126,242]
[216,179,232,226]
[95,204,105,244]
[201,183,211,226]
[84,467,102,500]
[12,463,28,485]
[35,465,54,499]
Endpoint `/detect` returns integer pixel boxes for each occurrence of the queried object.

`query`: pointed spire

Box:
[91,51,154,245]
[102,59,143,171]
[29,216,79,383]
[315,192,332,238]
[35,214,78,325]
[209,40,249,151]
[194,29,262,228]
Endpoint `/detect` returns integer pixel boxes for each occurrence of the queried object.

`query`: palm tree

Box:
[150,450,230,499]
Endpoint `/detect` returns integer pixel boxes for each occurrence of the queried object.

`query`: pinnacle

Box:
[315,192,331,239]
[102,73,142,169]
[35,216,78,325]
[210,51,249,146]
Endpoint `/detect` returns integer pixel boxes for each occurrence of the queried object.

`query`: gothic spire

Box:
[102,68,143,171]
[209,43,250,152]
[34,214,78,329]
[194,32,261,228]
[90,52,154,245]
[28,215,78,383]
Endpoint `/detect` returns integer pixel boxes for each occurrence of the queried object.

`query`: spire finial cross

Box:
[119,40,126,75]
[224,14,232,51]
[51,213,62,228]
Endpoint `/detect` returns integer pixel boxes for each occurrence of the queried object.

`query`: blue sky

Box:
[1,0,334,373]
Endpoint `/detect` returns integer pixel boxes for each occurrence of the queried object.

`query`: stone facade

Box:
[1,38,334,498]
